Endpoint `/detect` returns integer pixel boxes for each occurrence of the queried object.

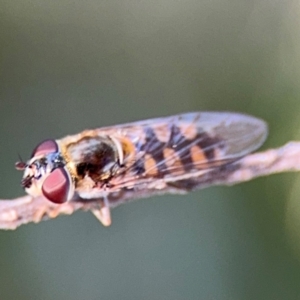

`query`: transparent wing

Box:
[103,112,268,188]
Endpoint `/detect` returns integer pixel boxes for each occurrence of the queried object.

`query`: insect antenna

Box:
[15,153,27,170]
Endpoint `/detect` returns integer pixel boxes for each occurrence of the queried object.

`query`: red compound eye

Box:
[42,168,71,204]
[31,139,58,158]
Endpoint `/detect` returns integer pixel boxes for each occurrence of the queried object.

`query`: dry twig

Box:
[1,141,300,230]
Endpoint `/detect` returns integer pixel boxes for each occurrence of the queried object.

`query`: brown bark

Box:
[1,141,299,230]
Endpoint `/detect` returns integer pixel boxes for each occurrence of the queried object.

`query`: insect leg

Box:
[91,195,111,226]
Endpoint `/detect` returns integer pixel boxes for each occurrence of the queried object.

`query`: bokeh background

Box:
[1,1,300,299]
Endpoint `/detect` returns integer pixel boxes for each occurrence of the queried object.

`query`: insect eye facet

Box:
[31,139,58,158]
[41,168,72,204]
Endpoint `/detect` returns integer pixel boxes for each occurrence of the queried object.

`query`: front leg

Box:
[91,195,112,226]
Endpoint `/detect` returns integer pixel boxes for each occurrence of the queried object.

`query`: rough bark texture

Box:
[1,141,300,230]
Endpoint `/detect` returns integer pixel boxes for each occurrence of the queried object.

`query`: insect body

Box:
[16,112,268,225]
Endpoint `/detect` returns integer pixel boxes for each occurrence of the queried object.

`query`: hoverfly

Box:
[16,112,267,225]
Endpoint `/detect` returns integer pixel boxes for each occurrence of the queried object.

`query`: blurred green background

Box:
[1,1,300,299]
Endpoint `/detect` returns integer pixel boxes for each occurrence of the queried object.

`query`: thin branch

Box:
[1,141,300,230]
